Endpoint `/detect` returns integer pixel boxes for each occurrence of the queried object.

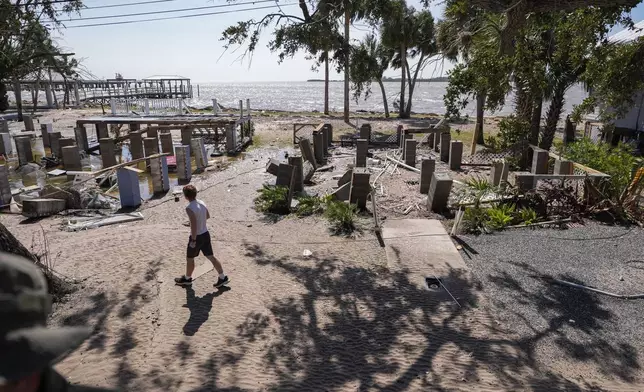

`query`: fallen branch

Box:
[549,278,644,299]
[385,154,420,173]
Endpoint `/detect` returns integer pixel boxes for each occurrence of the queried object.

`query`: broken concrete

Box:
[61,146,82,172]
[427,172,453,212]
[448,140,463,170]
[288,156,304,192]
[330,182,350,201]
[356,139,368,168]
[303,160,316,183]
[338,169,353,187]
[299,138,317,169]
[420,159,435,194]
[22,198,66,218]
[266,159,281,176]
[349,167,371,209]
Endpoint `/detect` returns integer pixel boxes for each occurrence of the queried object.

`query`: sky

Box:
[53,0,644,83]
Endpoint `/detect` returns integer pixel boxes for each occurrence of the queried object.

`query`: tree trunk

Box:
[399,45,407,119]
[540,85,566,151]
[343,6,350,123]
[13,78,23,122]
[529,95,543,146]
[49,69,59,109]
[324,50,329,115]
[378,79,389,118]
[475,92,486,145]
[514,81,532,124]
[0,82,8,112]
[0,222,69,299]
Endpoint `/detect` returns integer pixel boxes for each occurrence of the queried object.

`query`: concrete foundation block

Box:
[117,167,141,208]
[23,115,35,132]
[514,172,536,191]
[427,172,453,212]
[554,159,574,175]
[0,165,12,206]
[59,138,75,152]
[360,124,371,142]
[160,132,174,155]
[288,156,304,192]
[49,132,61,158]
[349,167,371,209]
[313,131,325,164]
[338,169,353,187]
[355,139,368,167]
[302,160,316,183]
[331,182,350,201]
[150,156,170,194]
[440,132,451,162]
[22,198,66,218]
[129,131,144,160]
[175,145,192,182]
[74,126,89,152]
[15,137,33,166]
[225,125,237,153]
[427,133,435,149]
[404,139,417,167]
[181,129,193,152]
[191,138,207,170]
[266,158,281,176]
[99,138,118,169]
[489,160,504,186]
[396,125,404,146]
[317,124,329,156]
[420,159,435,194]
[40,123,53,147]
[276,163,294,187]
[501,160,510,183]
[324,123,333,146]
[0,133,12,155]
[401,133,413,151]
[61,146,82,172]
[96,123,109,140]
[531,148,549,174]
[448,140,463,170]
[299,139,317,169]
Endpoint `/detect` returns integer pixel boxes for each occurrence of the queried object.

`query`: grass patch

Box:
[324,200,358,235]
[254,185,290,215]
[295,195,324,217]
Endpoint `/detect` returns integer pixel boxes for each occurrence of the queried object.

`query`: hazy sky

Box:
[54,0,644,83]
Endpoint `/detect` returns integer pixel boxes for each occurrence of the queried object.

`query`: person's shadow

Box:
[182,286,231,336]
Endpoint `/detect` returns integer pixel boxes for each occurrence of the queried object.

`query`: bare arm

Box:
[206,207,211,220]
[186,208,197,240]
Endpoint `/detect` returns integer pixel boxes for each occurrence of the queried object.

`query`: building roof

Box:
[608,20,644,44]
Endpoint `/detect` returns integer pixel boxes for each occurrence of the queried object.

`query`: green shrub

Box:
[462,207,489,234]
[324,201,358,235]
[517,207,537,225]
[488,116,530,151]
[295,195,324,217]
[486,204,515,230]
[254,185,290,215]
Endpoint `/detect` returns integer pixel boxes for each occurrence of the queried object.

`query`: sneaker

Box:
[214,275,230,288]
[175,276,193,286]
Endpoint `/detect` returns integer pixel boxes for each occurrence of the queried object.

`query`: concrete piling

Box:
[129,123,141,132]
[440,132,451,163]
[299,139,317,169]
[288,156,304,192]
[99,138,118,168]
[554,159,574,175]
[175,145,192,182]
[276,164,295,207]
[61,146,82,172]
[144,137,159,158]
[355,139,368,168]
[313,131,325,164]
[74,126,89,152]
[324,123,333,146]
[160,132,174,155]
[40,123,53,147]
[321,126,329,156]
[448,141,463,170]
[150,156,170,194]
[360,124,371,142]
[147,128,159,140]
[0,120,8,134]
[15,137,33,166]
[0,165,12,206]
[129,131,144,160]
[96,123,109,140]
[192,138,207,170]
[404,139,417,167]
[0,133,12,155]
[396,125,404,146]
[531,147,549,174]
[420,159,435,194]
[58,138,75,157]
[427,172,453,212]
[427,133,435,149]
[117,167,141,208]
[181,129,193,151]
[349,168,371,209]
[515,172,536,191]
[225,125,237,153]
[490,160,504,186]
[23,115,35,132]
[49,132,61,158]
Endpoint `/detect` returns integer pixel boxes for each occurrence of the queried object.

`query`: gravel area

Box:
[458,222,644,384]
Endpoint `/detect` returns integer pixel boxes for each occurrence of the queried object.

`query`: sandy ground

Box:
[2,109,642,391]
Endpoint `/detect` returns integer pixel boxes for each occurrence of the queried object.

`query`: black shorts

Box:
[187,231,213,258]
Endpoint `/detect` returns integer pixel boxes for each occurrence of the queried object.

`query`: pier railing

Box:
[110,98,185,116]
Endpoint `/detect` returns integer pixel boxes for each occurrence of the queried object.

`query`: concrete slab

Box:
[382,219,467,278]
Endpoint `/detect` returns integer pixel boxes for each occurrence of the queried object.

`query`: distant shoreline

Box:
[306,77,449,83]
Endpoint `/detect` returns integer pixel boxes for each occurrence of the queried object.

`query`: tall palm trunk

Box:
[399,44,407,119]
[324,50,329,115]
[475,92,486,145]
[343,6,350,123]
[378,79,389,118]
[529,95,543,146]
[540,85,566,151]
[514,81,533,124]
[13,78,23,121]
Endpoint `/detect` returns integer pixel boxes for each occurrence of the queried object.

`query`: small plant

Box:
[254,185,290,215]
[518,207,537,225]
[462,206,489,234]
[324,201,358,235]
[295,195,323,217]
[486,204,515,230]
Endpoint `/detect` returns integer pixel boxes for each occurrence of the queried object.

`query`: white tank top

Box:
[187,199,208,235]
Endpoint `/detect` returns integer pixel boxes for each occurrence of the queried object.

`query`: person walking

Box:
[174,185,229,288]
[0,253,115,392]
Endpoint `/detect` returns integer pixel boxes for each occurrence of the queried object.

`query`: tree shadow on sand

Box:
[189,242,638,391]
